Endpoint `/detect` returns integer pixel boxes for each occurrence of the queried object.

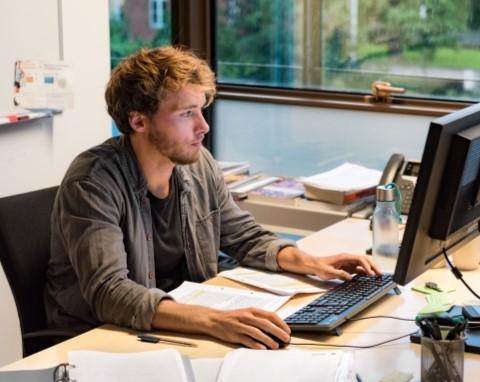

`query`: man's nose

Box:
[196,113,210,134]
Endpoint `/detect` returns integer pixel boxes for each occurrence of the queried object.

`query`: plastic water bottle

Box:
[372,184,400,272]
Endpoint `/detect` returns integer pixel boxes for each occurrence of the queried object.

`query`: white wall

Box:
[0,0,111,366]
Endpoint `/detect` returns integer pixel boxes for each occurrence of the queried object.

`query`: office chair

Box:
[0,186,74,356]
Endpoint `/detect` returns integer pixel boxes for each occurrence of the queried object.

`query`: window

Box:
[216,0,480,102]
[109,0,172,135]
[109,0,171,69]
[149,0,167,29]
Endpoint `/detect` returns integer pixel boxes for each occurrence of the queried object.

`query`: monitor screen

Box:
[394,103,480,286]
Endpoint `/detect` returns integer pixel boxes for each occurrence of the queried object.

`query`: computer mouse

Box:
[263,331,289,349]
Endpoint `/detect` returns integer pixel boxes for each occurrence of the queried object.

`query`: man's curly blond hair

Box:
[105,46,216,134]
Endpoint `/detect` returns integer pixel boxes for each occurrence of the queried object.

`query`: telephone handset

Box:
[380,153,421,215]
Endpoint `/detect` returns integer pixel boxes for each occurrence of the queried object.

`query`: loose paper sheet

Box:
[69,349,193,382]
[14,59,74,110]
[170,281,290,311]
[218,266,327,296]
[216,349,356,382]
[301,162,382,192]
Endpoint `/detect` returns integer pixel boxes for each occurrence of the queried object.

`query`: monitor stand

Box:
[410,329,480,354]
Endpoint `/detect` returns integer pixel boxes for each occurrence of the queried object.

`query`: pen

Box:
[355,373,363,382]
[446,321,466,340]
[137,334,197,347]
[424,319,442,340]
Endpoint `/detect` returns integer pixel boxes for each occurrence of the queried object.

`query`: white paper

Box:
[14,59,74,110]
[229,176,280,193]
[170,281,290,311]
[216,349,356,382]
[217,161,249,171]
[218,267,327,296]
[301,162,382,192]
[190,358,223,382]
[69,349,193,382]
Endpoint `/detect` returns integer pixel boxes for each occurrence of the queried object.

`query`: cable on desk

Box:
[442,248,480,300]
[345,315,415,322]
[289,330,417,349]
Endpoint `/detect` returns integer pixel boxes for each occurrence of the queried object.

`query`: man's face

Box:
[145,84,210,165]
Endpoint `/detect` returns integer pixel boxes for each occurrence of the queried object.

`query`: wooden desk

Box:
[3,218,480,381]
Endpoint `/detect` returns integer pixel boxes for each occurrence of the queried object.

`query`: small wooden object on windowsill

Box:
[365,81,405,104]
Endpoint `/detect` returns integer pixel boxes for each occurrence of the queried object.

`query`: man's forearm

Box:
[276,246,381,280]
[151,299,216,335]
[150,299,291,349]
[276,246,317,275]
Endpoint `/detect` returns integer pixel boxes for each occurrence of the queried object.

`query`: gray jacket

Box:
[45,136,294,333]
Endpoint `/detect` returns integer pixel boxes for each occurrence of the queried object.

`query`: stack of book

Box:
[228,174,281,201]
[301,162,382,207]
[217,161,251,184]
[246,178,305,206]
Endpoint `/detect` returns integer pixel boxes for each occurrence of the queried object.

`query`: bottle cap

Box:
[376,184,396,202]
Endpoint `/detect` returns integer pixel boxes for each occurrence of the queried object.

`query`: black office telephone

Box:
[380,153,421,215]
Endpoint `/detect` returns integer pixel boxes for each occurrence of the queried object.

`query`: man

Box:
[45,46,381,350]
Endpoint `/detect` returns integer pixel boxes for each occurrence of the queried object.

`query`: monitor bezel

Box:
[393,103,480,286]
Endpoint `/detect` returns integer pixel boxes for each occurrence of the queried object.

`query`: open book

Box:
[169,281,290,311]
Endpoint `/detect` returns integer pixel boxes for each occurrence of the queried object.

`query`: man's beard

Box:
[147,128,201,165]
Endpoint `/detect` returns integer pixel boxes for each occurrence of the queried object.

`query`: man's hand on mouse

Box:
[206,307,291,350]
[152,300,290,350]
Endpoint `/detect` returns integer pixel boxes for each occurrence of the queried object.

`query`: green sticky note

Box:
[426,292,452,305]
[418,293,453,315]
[418,303,453,315]
[411,285,455,295]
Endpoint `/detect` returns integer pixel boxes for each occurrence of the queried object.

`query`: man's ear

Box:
[129,111,148,133]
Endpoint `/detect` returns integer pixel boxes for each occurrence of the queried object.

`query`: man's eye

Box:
[181,110,193,117]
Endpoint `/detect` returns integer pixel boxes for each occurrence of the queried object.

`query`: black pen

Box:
[355,373,363,382]
[417,318,431,338]
[137,334,197,347]
[446,321,466,340]
[430,319,442,340]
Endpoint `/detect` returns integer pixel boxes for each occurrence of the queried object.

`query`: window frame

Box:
[172,0,475,152]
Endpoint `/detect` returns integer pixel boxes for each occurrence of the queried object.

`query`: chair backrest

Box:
[0,186,58,355]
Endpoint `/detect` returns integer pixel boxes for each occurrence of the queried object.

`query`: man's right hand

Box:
[206,307,291,349]
[151,299,291,349]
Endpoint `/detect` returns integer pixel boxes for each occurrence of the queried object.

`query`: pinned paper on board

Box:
[13,59,74,111]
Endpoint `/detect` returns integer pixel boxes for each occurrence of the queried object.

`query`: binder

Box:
[0,364,68,382]
[0,363,81,382]
[0,349,194,382]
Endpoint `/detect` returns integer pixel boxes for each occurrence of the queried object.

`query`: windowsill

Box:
[217,84,473,117]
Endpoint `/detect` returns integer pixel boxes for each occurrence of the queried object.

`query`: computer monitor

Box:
[394,103,480,286]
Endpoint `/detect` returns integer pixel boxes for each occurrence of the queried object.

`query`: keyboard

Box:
[285,274,398,333]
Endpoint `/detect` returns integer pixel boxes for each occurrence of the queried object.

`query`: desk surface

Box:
[3,218,480,381]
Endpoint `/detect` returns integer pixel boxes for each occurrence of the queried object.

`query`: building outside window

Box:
[108,0,171,135]
[109,0,171,69]
[149,0,167,29]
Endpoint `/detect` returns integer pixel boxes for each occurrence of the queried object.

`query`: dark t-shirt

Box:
[148,170,189,291]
